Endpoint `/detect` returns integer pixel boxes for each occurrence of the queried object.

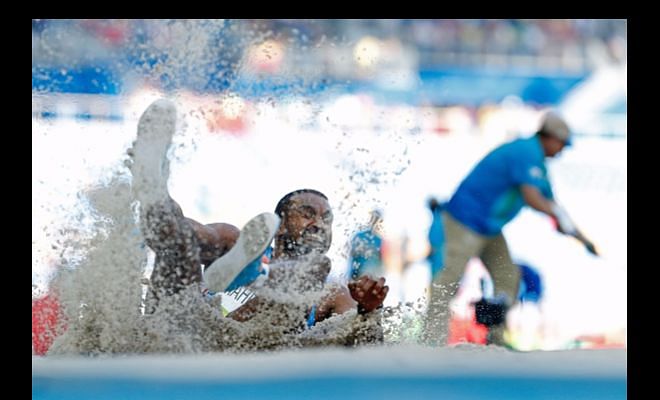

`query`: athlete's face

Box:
[277,193,333,257]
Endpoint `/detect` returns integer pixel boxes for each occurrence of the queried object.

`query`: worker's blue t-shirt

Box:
[446,136,554,236]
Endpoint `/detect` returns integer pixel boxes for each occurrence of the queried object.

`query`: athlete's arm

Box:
[313,276,388,324]
[313,286,355,323]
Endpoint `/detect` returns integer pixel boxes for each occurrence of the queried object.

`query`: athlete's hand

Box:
[348,276,388,314]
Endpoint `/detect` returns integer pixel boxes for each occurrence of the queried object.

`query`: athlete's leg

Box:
[129,99,202,312]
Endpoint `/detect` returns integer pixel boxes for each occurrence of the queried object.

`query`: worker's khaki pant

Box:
[424,211,520,346]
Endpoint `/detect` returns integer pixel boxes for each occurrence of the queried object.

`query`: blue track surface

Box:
[32,346,626,400]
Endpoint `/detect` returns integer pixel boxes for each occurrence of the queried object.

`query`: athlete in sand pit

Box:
[130,99,388,329]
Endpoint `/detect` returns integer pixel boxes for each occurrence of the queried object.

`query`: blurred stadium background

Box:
[32,19,626,351]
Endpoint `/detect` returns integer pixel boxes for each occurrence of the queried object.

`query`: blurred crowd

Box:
[33,19,626,82]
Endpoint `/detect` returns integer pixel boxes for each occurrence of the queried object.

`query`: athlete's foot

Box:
[128,99,177,207]
[204,212,280,293]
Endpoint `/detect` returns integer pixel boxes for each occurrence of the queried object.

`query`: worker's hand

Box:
[551,204,578,236]
[348,276,388,314]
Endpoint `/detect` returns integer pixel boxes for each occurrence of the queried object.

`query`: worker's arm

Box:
[520,184,598,255]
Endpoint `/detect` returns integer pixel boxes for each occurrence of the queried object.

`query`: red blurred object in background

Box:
[32,293,63,355]
[447,307,489,346]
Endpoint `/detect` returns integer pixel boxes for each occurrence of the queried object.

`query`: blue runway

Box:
[32,345,626,400]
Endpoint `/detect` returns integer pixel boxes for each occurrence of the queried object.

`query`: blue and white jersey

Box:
[203,246,320,327]
[202,248,271,316]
